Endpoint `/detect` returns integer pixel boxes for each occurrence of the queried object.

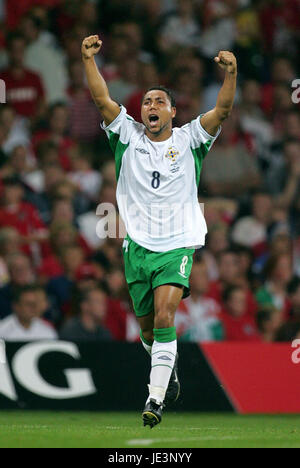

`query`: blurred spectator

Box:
[208,249,258,316]
[202,116,261,198]
[0,105,31,155]
[0,32,46,118]
[107,57,139,104]
[67,60,100,142]
[47,244,85,313]
[38,220,90,281]
[202,222,229,281]
[0,285,57,340]
[259,0,300,55]
[59,287,113,342]
[221,285,261,341]
[176,260,224,342]
[32,103,74,171]
[159,0,201,52]
[77,180,118,250]
[287,277,300,322]
[5,0,62,30]
[276,321,300,342]
[233,7,264,81]
[0,226,21,259]
[0,176,48,261]
[231,191,273,255]
[200,0,236,58]
[23,12,68,103]
[256,253,293,318]
[68,152,102,202]
[34,283,61,326]
[256,307,284,342]
[111,21,153,63]
[3,145,34,183]
[0,252,35,318]
[261,57,296,116]
[239,80,273,159]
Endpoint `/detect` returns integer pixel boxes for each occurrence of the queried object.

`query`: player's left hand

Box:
[214,51,237,74]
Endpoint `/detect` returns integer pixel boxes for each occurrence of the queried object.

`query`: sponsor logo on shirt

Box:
[136,147,150,155]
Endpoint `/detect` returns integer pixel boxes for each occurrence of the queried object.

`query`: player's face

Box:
[141,90,176,135]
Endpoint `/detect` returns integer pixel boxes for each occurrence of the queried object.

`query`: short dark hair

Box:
[256,307,275,332]
[78,286,106,306]
[222,285,243,304]
[217,249,238,263]
[2,176,23,187]
[6,32,26,50]
[142,86,176,107]
[13,284,44,304]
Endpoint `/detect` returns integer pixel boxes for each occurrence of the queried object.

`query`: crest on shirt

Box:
[165,146,179,162]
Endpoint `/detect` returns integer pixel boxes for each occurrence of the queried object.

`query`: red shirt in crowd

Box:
[32,130,74,171]
[0,201,47,258]
[126,90,144,123]
[5,0,62,29]
[0,201,46,236]
[104,298,127,341]
[38,235,93,280]
[220,310,261,342]
[0,69,45,118]
[67,87,100,141]
[259,0,300,51]
[208,280,258,317]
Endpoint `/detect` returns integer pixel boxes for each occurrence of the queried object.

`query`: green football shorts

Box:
[122,236,195,318]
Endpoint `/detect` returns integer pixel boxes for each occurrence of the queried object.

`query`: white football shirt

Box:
[101,106,220,252]
[0,315,58,341]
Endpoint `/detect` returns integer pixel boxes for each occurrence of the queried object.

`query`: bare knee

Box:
[154,303,176,329]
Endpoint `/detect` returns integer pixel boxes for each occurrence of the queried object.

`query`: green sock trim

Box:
[153,327,177,343]
[140,330,153,347]
[151,364,173,370]
[152,350,176,357]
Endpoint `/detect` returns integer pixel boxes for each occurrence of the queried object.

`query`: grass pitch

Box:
[0,412,299,448]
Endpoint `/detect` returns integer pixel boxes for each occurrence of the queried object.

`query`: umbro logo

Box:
[136,147,150,155]
[158,355,172,361]
[178,272,187,279]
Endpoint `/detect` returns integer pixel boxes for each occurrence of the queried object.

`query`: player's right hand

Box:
[82,35,102,60]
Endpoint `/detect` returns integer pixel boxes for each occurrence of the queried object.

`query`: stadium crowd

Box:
[0,0,300,343]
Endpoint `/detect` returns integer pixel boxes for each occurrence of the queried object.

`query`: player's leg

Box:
[122,236,154,352]
[149,284,182,402]
[142,247,194,427]
[142,284,183,428]
[137,311,154,356]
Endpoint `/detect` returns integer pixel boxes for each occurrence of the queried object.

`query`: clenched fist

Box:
[82,35,102,60]
[214,51,237,74]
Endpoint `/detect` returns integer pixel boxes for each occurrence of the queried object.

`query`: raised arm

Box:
[82,35,120,126]
[200,51,237,136]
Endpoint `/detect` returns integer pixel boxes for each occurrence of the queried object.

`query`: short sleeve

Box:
[101,105,136,147]
[101,105,136,180]
[182,116,221,160]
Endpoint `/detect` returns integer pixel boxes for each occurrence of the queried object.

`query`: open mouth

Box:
[148,114,159,127]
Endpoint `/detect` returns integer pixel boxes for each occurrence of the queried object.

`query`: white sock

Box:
[140,337,152,356]
[147,339,177,405]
